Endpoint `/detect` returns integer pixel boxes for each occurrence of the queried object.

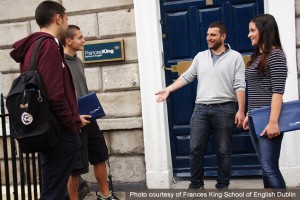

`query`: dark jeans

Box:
[248,117,286,188]
[39,131,80,199]
[189,102,235,189]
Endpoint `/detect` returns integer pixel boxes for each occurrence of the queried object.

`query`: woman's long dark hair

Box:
[247,14,282,73]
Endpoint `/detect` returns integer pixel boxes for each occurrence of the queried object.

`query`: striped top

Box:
[245,48,287,116]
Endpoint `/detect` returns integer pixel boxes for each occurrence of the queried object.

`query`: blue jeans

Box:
[189,102,235,189]
[248,117,286,189]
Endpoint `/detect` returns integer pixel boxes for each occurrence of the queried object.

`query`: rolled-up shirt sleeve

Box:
[234,54,246,92]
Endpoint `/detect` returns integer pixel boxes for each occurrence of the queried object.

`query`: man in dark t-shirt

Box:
[63,25,118,200]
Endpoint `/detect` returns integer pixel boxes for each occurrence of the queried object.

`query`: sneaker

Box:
[96,192,119,200]
[215,183,229,189]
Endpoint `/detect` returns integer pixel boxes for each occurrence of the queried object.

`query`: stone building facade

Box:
[0,0,300,189]
[0,0,145,187]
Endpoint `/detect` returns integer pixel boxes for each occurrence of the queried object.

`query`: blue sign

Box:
[82,39,124,63]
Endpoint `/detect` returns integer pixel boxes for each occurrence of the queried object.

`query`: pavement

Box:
[2,177,298,199]
[83,177,265,200]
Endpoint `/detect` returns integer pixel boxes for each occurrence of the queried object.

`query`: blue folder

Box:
[251,100,300,136]
[78,92,105,119]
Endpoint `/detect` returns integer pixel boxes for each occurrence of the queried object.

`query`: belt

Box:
[198,101,235,106]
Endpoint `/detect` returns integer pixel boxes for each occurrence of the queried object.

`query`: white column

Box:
[133,0,173,188]
[265,0,300,187]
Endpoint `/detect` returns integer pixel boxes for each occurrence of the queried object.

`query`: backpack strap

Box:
[29,36,52,71]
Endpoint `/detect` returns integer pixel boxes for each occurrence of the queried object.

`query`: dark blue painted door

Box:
[160,0,264,176]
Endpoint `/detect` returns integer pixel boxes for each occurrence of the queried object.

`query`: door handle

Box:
[164,65,178,72]
[206,0,213,6]
[164,60,192,76]
[177,61,192,75]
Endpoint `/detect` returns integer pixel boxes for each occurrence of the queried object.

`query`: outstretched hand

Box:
[155,88,170,103]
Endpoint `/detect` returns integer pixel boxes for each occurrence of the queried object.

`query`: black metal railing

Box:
[1,93,42,200]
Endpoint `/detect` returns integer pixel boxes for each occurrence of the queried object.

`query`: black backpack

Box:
[6,37,62,153]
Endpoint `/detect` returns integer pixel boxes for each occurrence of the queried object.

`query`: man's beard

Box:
[59,32,67,44]
[57,24,67,43]
[209,40,222,50]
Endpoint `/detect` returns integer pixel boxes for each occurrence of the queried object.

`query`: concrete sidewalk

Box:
[172,177,264,189]
[83,177,264,200]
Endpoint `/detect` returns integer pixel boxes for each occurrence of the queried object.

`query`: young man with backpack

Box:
[63,25,119,200]
[10,1,87,199]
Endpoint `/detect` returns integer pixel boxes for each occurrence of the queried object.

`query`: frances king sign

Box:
[82,39,125,63]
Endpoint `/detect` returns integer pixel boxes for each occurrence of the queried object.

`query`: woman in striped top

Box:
[243,14,287,188]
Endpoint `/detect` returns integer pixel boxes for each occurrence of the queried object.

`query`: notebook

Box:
[78,92,105,119]
[251,100,300,136]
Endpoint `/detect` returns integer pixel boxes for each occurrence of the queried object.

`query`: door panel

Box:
[199,8,222,51]
[160,0,264,176]
[166,12,191,58]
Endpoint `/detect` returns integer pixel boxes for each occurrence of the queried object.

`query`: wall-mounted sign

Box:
[82,39,125,63]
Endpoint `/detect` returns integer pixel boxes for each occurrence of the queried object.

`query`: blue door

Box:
[160,0,264,176]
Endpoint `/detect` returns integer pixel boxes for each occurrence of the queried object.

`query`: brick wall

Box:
[0,0,145,184]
